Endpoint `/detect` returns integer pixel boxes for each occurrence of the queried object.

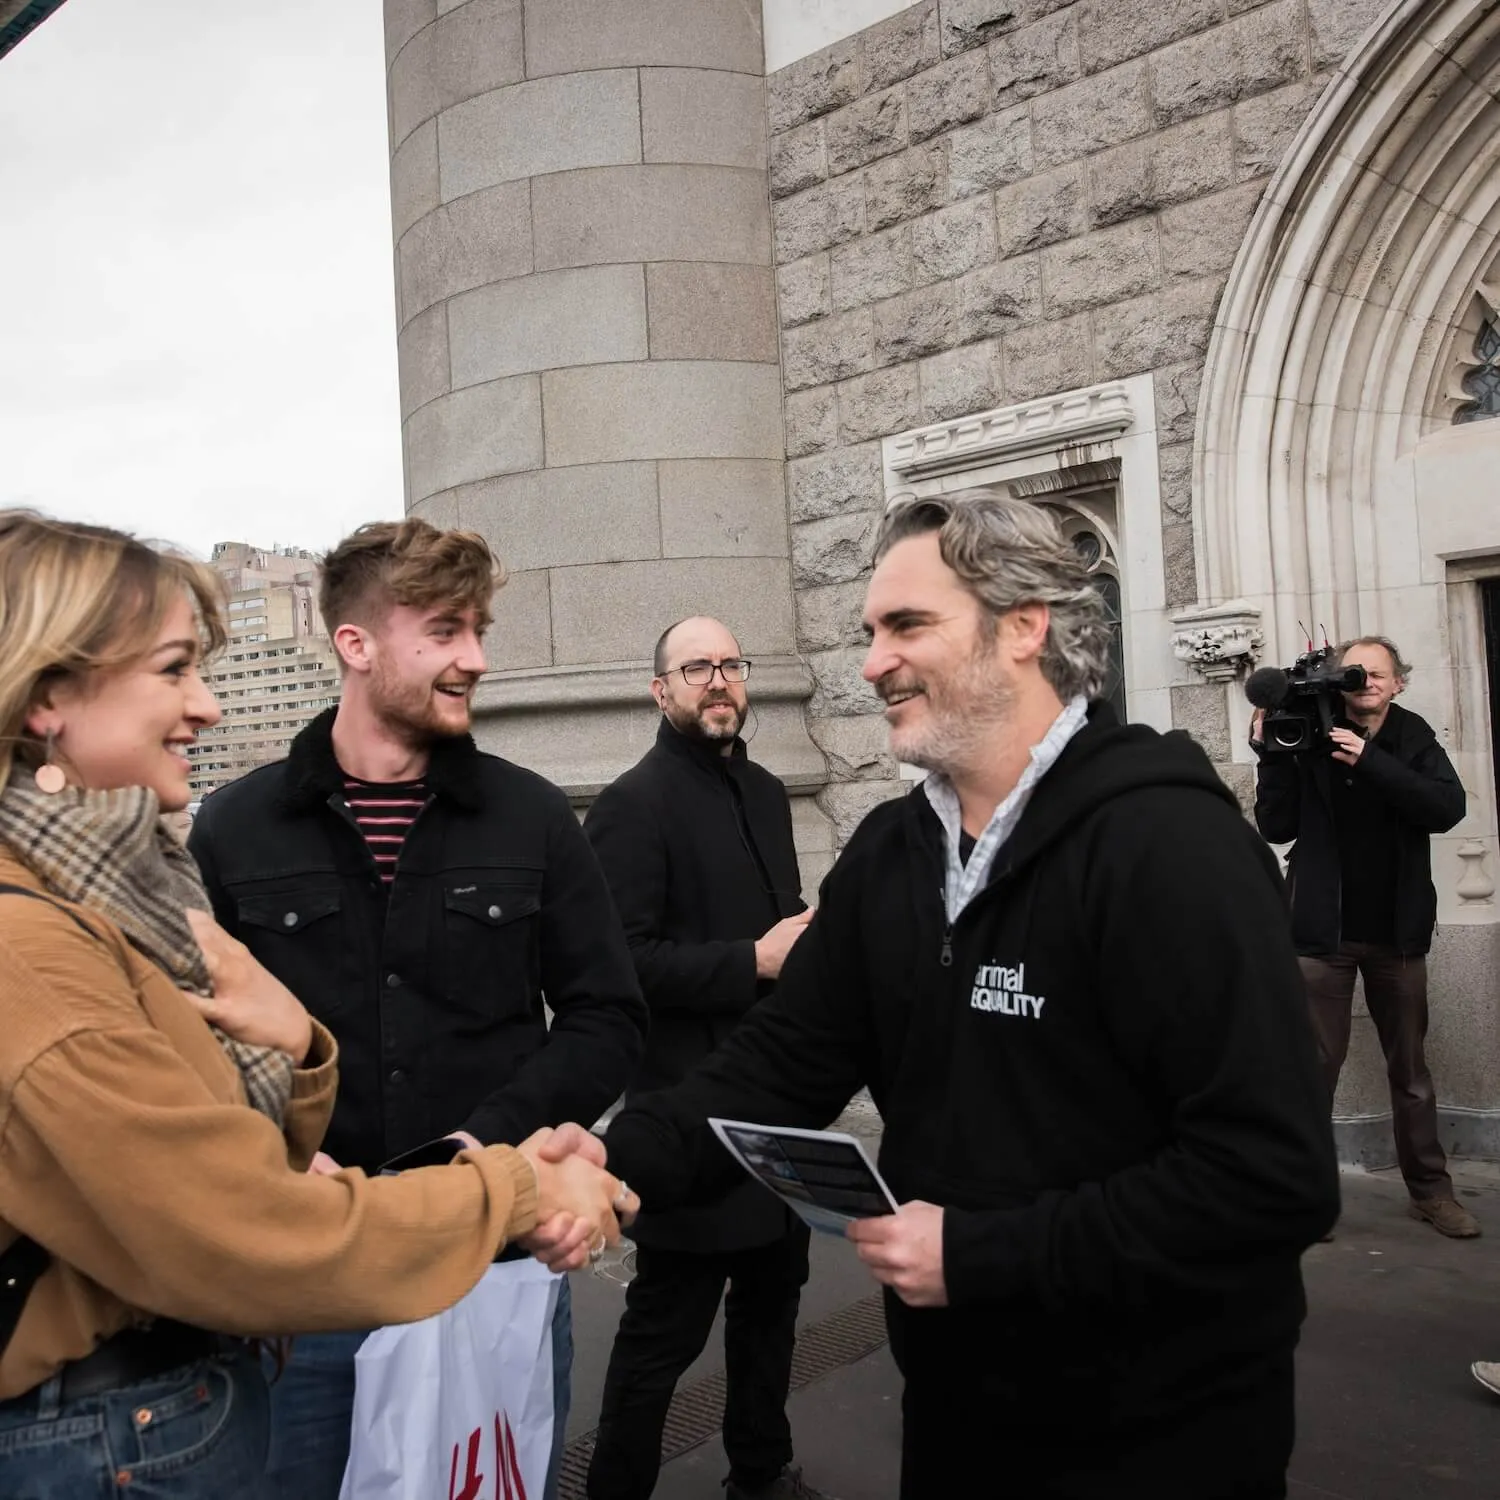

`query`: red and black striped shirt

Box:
[342,777,429,884]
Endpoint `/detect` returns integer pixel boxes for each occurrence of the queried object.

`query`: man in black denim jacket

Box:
[190,518,646,1500]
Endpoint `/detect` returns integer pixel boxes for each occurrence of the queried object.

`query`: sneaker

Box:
[1409,1197,1482,1238]
[1473,1362,1500,1396]
[725,1466,837,1500]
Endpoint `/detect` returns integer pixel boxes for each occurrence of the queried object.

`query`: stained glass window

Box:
[1454,314,1500,423]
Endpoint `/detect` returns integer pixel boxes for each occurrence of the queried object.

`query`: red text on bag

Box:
[448,1411,528,1500]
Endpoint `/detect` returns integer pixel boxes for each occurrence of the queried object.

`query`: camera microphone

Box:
[1245,667,1291,709]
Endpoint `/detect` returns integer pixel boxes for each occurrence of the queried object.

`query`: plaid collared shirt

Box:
[923,695,1090,924]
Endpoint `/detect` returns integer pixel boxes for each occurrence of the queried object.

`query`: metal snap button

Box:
[283,912,298,927]
[488,905,502,920]
[134,1407,152,1426]
[386,972,401,988]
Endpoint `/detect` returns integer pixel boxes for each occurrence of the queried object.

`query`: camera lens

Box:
[1271,719,1307,750]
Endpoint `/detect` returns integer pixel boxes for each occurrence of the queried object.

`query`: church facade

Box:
[400,0,1496,1158]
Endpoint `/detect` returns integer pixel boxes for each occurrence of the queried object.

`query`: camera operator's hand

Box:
[1249,709,1265,746]
[1329,726,1367,766]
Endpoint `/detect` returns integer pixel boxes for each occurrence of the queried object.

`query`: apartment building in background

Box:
[188,542,341,800]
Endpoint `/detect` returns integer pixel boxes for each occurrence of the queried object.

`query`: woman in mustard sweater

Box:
[0,511,637,1498]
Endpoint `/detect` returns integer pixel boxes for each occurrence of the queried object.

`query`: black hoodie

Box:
[607,704,1339,1407]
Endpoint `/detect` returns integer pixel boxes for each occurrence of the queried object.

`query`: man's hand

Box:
[518,1212,598,1274]
[529,1121,608,1168]
[514,1126,640,1273]
[846,1201,947,1307]
[1249,709,1265,746]
[1329,727,1367,766]
[185,909,313,1064]
[754,909,814,980]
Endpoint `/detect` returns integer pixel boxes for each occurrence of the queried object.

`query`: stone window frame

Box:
[878,373,1174,742]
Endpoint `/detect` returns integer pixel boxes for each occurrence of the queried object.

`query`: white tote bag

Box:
[339,1261,561,1500]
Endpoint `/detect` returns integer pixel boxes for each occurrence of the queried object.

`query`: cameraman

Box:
[1252,637,1474,1236]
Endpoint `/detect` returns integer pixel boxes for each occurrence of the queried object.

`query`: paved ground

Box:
[561,1156,1500,1500]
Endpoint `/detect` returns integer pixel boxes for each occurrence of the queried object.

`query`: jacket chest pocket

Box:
[234,886,347,1019]
[442,878,542,1018]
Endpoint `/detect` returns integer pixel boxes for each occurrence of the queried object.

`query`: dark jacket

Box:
[188,709,647,1173]
[1253,701,1465,956]
[607,705,1338,1422]
[583,717,804,1252]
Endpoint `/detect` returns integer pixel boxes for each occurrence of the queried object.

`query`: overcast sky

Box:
[0,0,404,560]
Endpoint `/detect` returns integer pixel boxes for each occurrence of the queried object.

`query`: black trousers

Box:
[888,1296,1296,1500]
[587,1227,811,1500]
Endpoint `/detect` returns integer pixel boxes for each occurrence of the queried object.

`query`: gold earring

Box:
[34,731,66,795]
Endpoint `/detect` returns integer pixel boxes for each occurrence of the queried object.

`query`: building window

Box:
[1455,314,1500,423]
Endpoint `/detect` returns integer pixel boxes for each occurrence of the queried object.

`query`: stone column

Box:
[384,0,833,883]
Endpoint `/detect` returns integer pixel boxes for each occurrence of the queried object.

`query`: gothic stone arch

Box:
[1194,0,1500,1153]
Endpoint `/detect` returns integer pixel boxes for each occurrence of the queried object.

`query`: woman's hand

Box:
[184,909,313,1064]
[514,1126,640,1273]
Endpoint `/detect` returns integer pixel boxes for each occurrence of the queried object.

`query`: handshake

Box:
[513,1123,639,1274]
[311,1122,640,1275]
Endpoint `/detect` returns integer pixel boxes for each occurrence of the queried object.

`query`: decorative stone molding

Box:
[1170,601,1264,683]
[884,382,1135,482]
[1458,840,1495,905]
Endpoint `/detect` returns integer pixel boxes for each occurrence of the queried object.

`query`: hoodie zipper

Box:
[939,888,953,966]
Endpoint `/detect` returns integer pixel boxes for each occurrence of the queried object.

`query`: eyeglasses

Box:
[660,658,752,686]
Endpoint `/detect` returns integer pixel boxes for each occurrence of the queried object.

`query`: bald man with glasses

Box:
[582,617,827,1500]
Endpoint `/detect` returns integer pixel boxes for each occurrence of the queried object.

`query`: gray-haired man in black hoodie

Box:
[605,492,1338,1500]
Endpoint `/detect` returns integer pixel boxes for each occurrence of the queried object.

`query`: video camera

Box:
[1245,638,1367,755]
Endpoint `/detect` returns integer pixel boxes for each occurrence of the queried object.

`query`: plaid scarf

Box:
[0,772,293,1126]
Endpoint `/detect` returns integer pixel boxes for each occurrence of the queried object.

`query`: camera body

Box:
[1245,647,1368,755]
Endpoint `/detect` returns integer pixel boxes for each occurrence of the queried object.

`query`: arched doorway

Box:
[1192,0,1500,1156]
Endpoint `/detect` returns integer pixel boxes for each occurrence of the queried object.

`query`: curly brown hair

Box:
[318,518,503,637]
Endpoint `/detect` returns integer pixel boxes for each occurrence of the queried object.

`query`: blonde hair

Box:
[0,510,227,792]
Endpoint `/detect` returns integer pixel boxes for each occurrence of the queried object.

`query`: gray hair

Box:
[1336,635,1411,680]
[873,490,1114,701]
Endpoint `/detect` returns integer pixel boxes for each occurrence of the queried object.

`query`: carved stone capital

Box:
[1170,601,1264,683]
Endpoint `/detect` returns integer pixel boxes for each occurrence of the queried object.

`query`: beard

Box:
[664,691,746,743]
[879,639,1015,777]
[369,657,474,747]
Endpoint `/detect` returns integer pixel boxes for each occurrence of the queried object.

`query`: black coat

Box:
[1253,701,1465,956]
[583,717,805,1252]
[607,706,1338,1428]
[188,708,647,1173]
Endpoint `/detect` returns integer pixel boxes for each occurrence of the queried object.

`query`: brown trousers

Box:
[1300,943,1452,1200]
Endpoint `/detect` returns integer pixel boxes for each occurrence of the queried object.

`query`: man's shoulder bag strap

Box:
[0,880,110,1358]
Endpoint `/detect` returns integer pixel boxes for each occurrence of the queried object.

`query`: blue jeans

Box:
[267,1275,573,1500]
[0,1342,270,1500]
